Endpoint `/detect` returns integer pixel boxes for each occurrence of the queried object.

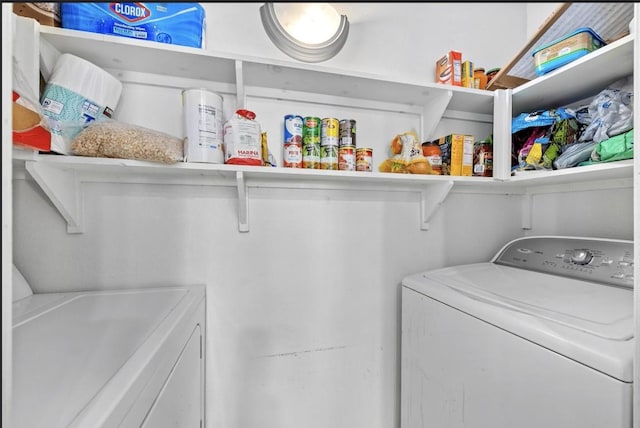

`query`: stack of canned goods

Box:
[282,115,371,172]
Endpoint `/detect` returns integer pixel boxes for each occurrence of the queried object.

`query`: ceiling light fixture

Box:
[260,2,349,63]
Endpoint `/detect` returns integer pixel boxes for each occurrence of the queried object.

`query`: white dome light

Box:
[260,2,350,63]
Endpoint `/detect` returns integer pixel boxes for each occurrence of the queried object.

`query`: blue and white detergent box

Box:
[61,3,206,48]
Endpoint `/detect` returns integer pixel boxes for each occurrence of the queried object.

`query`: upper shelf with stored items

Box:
[38,25,494,116]
[511,34,634,114]
[11,14,636,235]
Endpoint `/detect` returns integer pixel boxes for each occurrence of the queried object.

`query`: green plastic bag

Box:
[580,129,633,165]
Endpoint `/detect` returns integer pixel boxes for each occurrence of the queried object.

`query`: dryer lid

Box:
[402,263,634,382]
[11,287,193,428]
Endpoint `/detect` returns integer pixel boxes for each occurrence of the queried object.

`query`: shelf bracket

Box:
[421,90,453,140]
[236,171,249,232]
[235,59,245,110]
[420,181,454,230]
[25,161,84,233]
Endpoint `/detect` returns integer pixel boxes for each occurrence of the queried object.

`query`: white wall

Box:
[202,3,527,82]
[526,3,562,38]
[10,3,635,428]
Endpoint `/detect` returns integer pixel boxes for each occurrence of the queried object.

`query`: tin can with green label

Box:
[320,144,339,170]
[303,116,321,169]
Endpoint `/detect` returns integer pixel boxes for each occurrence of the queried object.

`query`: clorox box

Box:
[61,3,206,48]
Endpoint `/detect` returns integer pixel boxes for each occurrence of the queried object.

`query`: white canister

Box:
[182,88,224,163]
[40,53,123,154]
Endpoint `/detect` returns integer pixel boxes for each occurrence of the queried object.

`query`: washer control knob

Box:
[571,249,593,265]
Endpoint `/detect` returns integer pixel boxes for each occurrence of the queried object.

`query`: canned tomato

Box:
[283,114,303,168]
[320,145,339,170]
[321,118,339,146]
[338,145,356,171]
[339,119,356,147]
[356,147,373,172]
[284,141,303,168]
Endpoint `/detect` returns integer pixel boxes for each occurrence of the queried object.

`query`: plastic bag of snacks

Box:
[12,56,51,151]
[71,119,183,164]
[224,109,262,165]
[378,129,431,174]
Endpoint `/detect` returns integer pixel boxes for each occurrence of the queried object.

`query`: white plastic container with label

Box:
[182,88,224,163]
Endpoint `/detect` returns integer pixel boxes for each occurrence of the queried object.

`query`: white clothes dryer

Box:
[12,285,206,428]
[401,236,634,428]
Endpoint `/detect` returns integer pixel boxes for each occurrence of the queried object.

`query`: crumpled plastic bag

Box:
[589,129,633,163]
[378,129,431,174]
[579,76,633,144]
[12,55,51,151]
[71,118,184,164]
[553,141,597,169]
[512,107,578,171]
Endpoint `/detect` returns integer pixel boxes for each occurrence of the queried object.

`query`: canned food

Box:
[321,117,339,146]
[339,119,356,147]
[356,147,373,172]
[283,114,303,168]
[303,117,321,169]
[320,144,339,170]
[302,143,320,169]
[338,145,356,171]
[303,117,321,143]
[284,141,303,168]
[284,114,303,143]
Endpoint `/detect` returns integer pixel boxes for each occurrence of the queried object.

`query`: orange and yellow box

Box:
[435,51,462,86]
[436,133,474,176]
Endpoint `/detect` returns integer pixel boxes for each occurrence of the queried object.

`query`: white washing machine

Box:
[401,236,634,428]
[12,284,206,428]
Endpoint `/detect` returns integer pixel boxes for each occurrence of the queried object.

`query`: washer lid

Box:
[402,263,634,382]
[12,287,194,428]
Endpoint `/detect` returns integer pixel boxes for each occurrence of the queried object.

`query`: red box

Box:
[435,51,462,86]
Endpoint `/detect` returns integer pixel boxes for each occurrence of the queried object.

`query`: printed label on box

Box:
[435,51,462,86]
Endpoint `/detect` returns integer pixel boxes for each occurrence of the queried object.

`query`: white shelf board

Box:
[242,61,494,114]
[12,151,493,190]
[14,151,633,233]
[39,26,494,114]
[14,151,505,233]
[506,159,634,188]
[39,26,238,84]
[512,35,634,113]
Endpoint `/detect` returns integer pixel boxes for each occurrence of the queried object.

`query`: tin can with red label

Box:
[283,114,303,168]
[338,145,356,171]
[356,147,373,172]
